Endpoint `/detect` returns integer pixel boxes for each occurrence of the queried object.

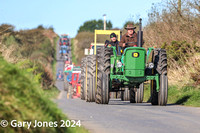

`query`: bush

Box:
[0,24,58,89]
[161,41,200,65]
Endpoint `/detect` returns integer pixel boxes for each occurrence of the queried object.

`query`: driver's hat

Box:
[110,33,117,38]
[125,24,136,30]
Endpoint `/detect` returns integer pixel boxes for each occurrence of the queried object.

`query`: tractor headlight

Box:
[148,63,154,69]
[117,62,122,68]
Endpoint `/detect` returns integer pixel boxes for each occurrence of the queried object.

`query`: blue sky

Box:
[0,0,162,37]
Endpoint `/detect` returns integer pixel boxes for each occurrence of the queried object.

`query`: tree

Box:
[37,25,45,30]
[78,19,113,33]
[107,20,112,29]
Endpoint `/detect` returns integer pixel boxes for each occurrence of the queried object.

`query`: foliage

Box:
[0,24,14,36]
[143,0,200,88]
[78,19,112,33]
[161,41,200,65]
[0,24,58,89]
[144,0,200,47]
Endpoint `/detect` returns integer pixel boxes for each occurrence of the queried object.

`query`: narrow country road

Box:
[55,42,200,133]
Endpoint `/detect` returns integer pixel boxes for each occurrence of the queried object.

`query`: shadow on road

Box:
[175,95,191,105]
[108,99,177,106]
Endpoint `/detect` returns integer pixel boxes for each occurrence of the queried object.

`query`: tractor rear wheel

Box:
[151,49,168,106]
[86,55,96,102]
[129,88,135,103]
[80,57,87,100]
[110,92,116,99]
[121,88,130,101]
[96,47,112,104]
[80,57,85,100]
[135,83,144,103]
[120,91,124,101]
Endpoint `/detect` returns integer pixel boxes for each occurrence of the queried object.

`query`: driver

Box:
[105,33,121,55]
[119,23,137,48]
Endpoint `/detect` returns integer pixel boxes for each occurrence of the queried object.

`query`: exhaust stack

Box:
[137,18,143,47]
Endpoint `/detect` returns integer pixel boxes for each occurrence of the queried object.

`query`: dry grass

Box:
[143,0,200,86]
[144,0,200,46]
[169,54,200,86]
[0,43,23,63]
[73,32,94,64]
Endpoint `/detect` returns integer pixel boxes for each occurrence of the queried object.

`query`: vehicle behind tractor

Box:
[67,67,81,98]
[80,30,121,102]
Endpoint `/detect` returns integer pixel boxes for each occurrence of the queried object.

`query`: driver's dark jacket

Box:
[105,40,121,55]
[119,32,137,47]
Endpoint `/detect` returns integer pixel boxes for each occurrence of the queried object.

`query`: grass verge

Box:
[143,84,200,107]
[0,57,88,133]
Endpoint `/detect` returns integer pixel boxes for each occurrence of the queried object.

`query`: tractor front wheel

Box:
[158,74,168,105]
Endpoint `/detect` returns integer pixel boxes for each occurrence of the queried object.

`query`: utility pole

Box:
[178,0,181,15]
[103,14,106,30]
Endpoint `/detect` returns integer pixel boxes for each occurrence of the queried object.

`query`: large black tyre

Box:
[120,91,124,101]
[86,55,96,102]
[80,57,85,100]
[95,47,112,104]
[121,88,130,101]
[130,88,136,103]
[135,83,144,103]
[80,57,87,100]
[151,49,168,106]
[110,92,116,99]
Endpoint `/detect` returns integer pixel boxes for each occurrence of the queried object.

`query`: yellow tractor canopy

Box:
[94,30,120,55]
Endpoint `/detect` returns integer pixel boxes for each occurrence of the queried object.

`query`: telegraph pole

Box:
[178,0,181,15]
[103,14,106,30]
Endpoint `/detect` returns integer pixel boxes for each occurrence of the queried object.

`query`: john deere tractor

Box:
[95,18,168,106]
[81,18,168,106]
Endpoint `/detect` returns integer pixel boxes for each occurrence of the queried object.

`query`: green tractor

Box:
[95,18,168,105]
[80,18,168,105]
